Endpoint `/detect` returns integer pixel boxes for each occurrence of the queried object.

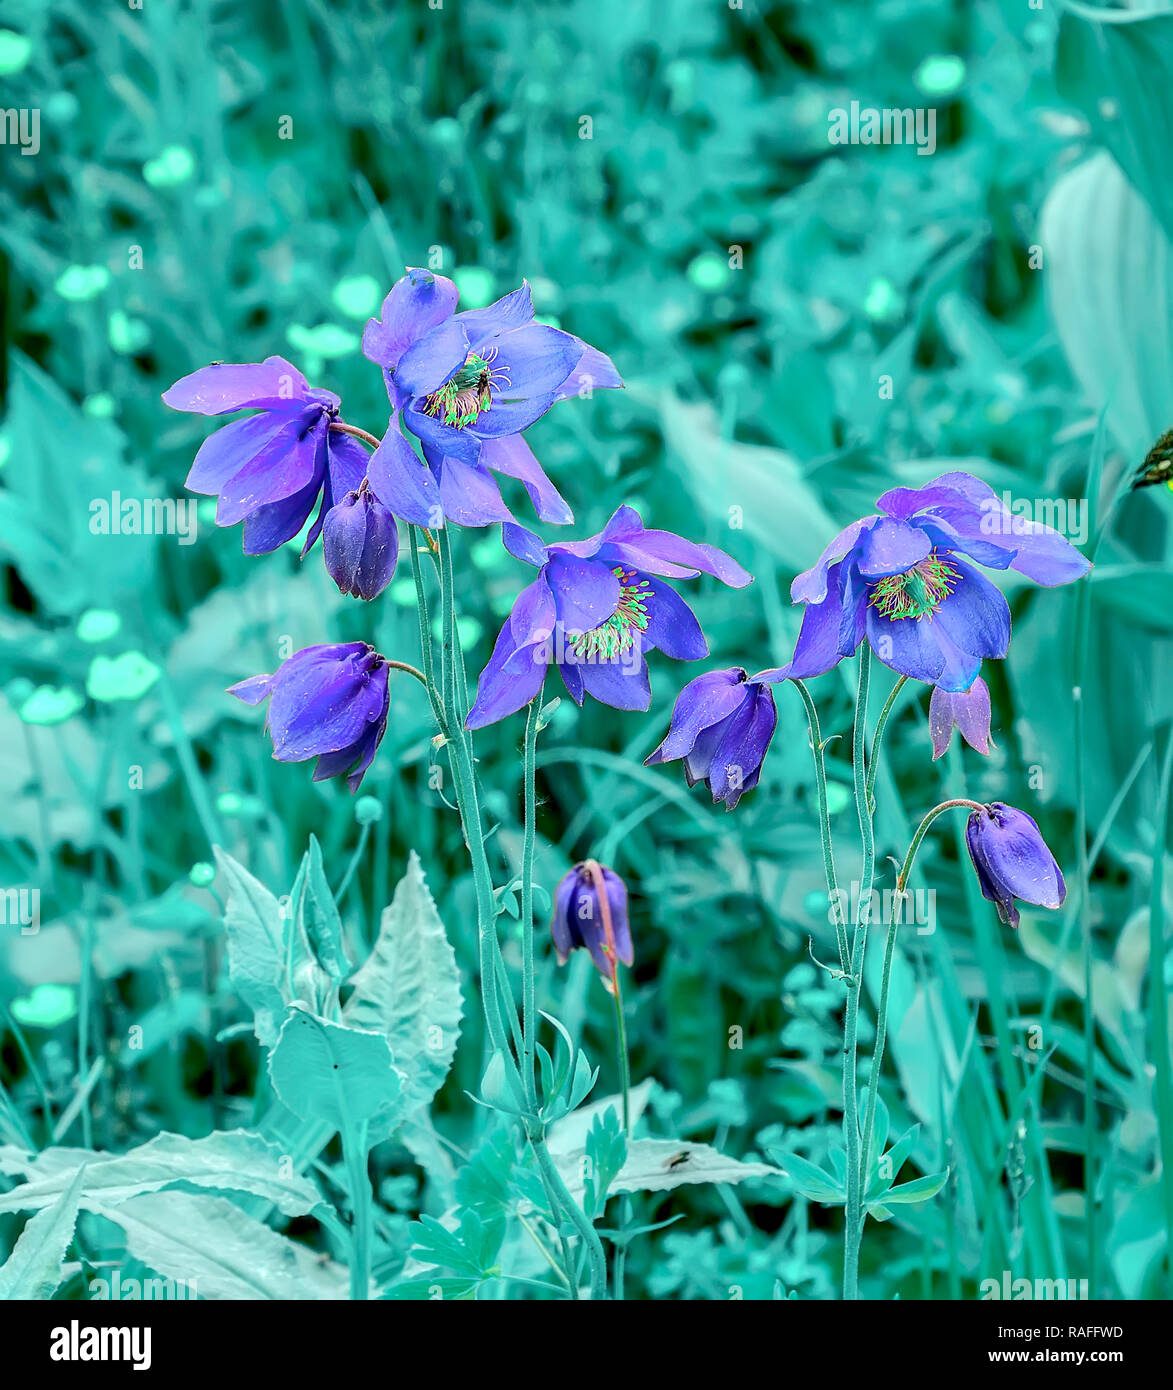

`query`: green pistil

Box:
[869,553,958,621]
[572,569,653,659]
[422,352,494,428]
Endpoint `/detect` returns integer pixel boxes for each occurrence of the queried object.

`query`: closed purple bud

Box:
[550,861,633,984]
[929,677,992,760]
[645,668,777,809]
[227,641,390,791]
[964,802,1066,930]
[323,483,399,600]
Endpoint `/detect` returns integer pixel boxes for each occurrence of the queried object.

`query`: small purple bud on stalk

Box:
[964,802,1066,929]
[323,480,399,600]
[929,676,992,760]
[550,859,632,990]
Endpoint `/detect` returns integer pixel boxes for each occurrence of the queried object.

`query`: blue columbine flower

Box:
[929,676,992,760]
[645,667,777,809]
[754,472,1091,693]
[164,356,368,555]
[323,480,399,600]
[964,802,1066,929]
[228,642,390,791]
[465,506,752,728]
[551,861,633,982]
[361,268,622,529]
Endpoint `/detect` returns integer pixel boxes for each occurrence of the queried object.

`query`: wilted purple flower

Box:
[228,642,390,791]
[164,356,369,555]
[646,668,777,809]
[756,472,1091,693]
[323,481,399,600]
[964,802,1066,929]
[551,861,633,982]
[361,269,622,529]
[466,506,752,728]
[929,677,992,760]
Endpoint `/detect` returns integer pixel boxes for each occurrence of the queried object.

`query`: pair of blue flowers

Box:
[167,268,1089,957]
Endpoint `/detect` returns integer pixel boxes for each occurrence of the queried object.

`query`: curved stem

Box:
[895,798,985,892]
[328,419,383,450]
[792,678,849,977]
[864,675,907,811]
[384,658,430,689]
[842,646,873,1300]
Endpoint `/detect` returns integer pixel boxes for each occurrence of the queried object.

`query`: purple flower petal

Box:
[367,420,444,529]
[228,673,274,705]
[214,408,326,526]
[393,317,472,400]
[855,517,932,579]
[545,554,621,635]
[185,411,294,495]
[791,517,878,604]
[435,455,515,527]
[551,342,624,402]
[708,683,777,808]
[480,434,573,525]
[362,269,459,372]
[491,324,584,400]
[403,406,483,467]
[754,558,859,683]
[932,559,1011,662]
[929,676,992,760]
[467,394,560,439]
[163,356,310,415]
[458,282,536,350]
[466,579,554,729]
[641,578,708,660]
[241,473,322,555]
[572,650,651,711]
[646,668,749,764]
[502,522,550,568]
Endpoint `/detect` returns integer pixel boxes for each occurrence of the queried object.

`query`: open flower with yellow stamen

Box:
[362,268,622,529]
[755,471,1091,693]
[466,506,752,727]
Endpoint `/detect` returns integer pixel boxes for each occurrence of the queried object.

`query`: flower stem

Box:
[520,693,542,1107]
[342,1120,372,1301]
[895,799,985,892]
[793,678,849,976]
[841,646,873,1299]
[532,1134,608,1301]
[329,419,383,450]
[610,965,633,1300]
[864,675,907,812]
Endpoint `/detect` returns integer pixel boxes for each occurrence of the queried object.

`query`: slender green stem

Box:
[895,799,986,892]
[792,679,850,977]
[842,646,873,1300]
[1148,730,1173,1291]
[858,907,899,1212]
[520,694,542,1107]
[611,967,633,1300]
[532,1134,608,1301]
[864,675,907,812]
[333,823,371,904]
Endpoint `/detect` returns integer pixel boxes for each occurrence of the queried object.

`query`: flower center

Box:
[571,568,653,659]
[422,352,495,429]
[869,552,958,621]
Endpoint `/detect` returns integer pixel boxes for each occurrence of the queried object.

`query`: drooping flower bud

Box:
[228,642,390,791]
[323,480,399,600]
[550,861,633,983]
[645,668,777,809]
[964,802,1065,929]
[929,676,992,760]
